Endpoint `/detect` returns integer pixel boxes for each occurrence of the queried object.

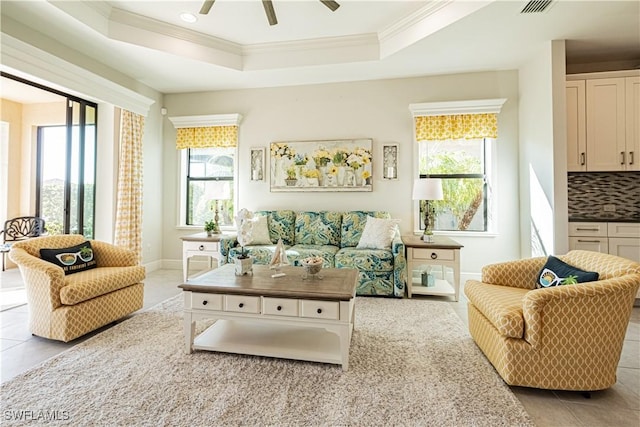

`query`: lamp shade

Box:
[208,181,232,200]
[412,178,443,201]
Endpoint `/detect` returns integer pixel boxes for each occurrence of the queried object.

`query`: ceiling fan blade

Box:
[262,0,278,25]
[199,0,215,15]
[320,0,340,12]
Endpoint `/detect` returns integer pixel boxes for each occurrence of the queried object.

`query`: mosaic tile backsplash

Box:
[568,172,640,221]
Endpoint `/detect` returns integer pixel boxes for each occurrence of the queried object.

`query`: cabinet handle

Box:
[576,228,599,231]
[238,303,244,308]
[580,152,585,166]
[277,305,282,311]
[577,239,601,243]
[620,151,625,165]
[202,300,208,305]
[630,151,634,165]
[199,245,205,251]
[430,252,438,259]
[317,308,322,314]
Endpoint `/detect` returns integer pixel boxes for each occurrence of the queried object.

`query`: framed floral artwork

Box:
[250,147,265,181]
[270,139,373,192]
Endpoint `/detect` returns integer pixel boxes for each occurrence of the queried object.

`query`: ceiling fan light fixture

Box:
[180,12,197,23]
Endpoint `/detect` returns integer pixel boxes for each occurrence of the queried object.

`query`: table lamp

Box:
[412,178,443,242]
[209,181,232,233]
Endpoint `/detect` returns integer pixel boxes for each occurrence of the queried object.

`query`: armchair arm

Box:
[91,241,138,267]
[391,233,406,297]
[522,274,640,348]
[9,247,65,310]
[481,257,547,290]
[219,236,239,265]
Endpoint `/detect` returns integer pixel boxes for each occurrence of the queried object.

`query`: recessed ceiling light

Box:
[180,12,197,23]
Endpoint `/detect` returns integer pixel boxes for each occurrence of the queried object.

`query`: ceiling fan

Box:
[199,0,340,26]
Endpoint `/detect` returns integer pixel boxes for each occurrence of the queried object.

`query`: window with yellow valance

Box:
[414,113,498,142]
[175,125,238,149]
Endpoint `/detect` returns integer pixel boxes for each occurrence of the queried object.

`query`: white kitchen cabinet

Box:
[568,222,608,253]
[566,80,587,172]
[566,71,640,171]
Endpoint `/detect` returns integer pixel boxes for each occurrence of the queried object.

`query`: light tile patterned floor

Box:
[1,267,638,426]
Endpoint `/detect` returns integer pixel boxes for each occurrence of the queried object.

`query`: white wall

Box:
[163,71,521,275]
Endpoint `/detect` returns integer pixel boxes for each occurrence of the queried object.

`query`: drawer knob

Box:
[239,303,244,308]
[317,308,322,314]
[199,245,205,251]
[202,300,208,305]
[277,305,282,311]
[431,252,437,259]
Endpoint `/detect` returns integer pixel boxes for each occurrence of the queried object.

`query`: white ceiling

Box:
[1,0,639,100]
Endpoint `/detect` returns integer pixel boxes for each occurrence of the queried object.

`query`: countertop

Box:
[569,217,640,223]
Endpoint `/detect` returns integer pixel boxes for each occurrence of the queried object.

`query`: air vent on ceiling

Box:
[521,0,553,14]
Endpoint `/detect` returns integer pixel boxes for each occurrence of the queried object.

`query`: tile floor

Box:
[1,267,638,426]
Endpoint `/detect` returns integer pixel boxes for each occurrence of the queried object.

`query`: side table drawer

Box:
[190,293,223,310]
[224,295,260,313]
[184,241,220,252]
[301,300,339,320]
[411,248,454,261]
[263,298,299,316]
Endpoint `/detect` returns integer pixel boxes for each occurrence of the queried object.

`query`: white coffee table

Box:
[179,264,358,371]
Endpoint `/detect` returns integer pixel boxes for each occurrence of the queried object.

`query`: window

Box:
[410,98,505,235]
[186,147,235,227]
[418,138,491,232]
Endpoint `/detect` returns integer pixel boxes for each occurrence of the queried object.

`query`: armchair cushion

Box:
[40,241,97,275]
[464,281,529,339]
[536,255,599,288]
[60,265,145,305]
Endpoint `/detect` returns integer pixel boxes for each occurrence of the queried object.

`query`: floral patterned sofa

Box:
[221,210,406,297]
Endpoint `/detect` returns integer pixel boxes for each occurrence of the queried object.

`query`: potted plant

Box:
[204,219,218,237]
[285,165,298,186]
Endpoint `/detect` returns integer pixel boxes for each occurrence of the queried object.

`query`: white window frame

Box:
[168,114,242,230]
[409,99,506,237]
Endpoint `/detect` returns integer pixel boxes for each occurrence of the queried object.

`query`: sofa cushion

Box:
[295,211,342,246]
[340,211,391,248]
[356,216,399,250]
[60,266,145,305]
[40,241,97,275]
[256,210,296,245]
[335,247,394,272]
[536,255,599,288]
[464,281,529,339]
[288,244,339,267]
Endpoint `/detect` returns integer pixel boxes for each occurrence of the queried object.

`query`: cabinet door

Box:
[626,76,640,171]
[586,78,626,171]
[566,81,586,171]
[608,238,640,263]
[569,237,608,253]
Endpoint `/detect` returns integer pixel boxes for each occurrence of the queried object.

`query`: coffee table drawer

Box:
[225,295,260,313]
[191,293,223,310]
[301,300,339,320]
[263,298,299,316]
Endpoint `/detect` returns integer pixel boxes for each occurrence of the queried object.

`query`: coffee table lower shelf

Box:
[194,319,343,366]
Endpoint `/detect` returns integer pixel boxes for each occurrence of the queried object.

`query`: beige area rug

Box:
[1,296,533,426]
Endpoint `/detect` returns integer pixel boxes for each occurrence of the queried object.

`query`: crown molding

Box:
[409,98,507,116]
[168,114,243,128]
[379,0,452,43]
[0,32,155,116]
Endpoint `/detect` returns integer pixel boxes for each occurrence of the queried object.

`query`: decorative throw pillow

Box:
[40,241,97,275]
[245,215,272,245]
[356,216,400,250]
[536,255,599,288]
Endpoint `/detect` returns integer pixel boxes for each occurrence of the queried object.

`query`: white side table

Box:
[180,233,231,281]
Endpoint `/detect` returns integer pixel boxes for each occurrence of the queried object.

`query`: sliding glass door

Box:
[36,101,97,238]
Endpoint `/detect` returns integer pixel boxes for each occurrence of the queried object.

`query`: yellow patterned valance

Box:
[176,126,238,149]
[414,113,498,142]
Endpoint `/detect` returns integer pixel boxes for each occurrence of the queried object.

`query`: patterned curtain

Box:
[115,109,145,262]
[176,126,238,149]
[415,113,498,141]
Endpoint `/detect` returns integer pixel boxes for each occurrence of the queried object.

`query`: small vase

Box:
[354,169,363,186]
[285,179,297,187]
[235,257,253,276]
[318,166,327,186]
[336,165,346,186]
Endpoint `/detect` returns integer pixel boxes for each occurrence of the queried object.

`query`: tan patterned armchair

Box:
[10,234,145,342]
[465,250,640,391]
